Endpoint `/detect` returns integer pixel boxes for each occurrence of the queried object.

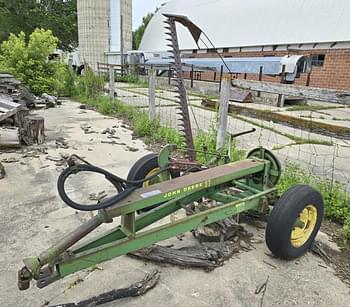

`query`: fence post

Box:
[277,65,286,107]
[109,65,115,99]
[306,70,312,87]
[190,64,194,88]
[257,66,263,98]
[216,75,231,150]
[219,65,224,92]
[168,65,171,85]
[149,68,156,120]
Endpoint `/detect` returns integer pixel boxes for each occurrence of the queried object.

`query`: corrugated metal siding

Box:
[140,0,350,52]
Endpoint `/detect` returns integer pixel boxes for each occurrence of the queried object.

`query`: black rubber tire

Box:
[266,185,324,260]
[127,153,159,188]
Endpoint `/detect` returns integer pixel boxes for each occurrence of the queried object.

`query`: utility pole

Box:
[120,0,124,75]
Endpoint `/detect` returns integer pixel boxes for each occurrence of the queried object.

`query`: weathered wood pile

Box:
[0,74,49,148]
[0,73,59,108]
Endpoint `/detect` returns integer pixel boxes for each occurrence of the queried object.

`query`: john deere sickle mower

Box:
[18,15,324,291]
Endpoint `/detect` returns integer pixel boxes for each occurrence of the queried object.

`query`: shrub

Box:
[116,73,148,87]
[75,68,105,99]
[0,28,70,95]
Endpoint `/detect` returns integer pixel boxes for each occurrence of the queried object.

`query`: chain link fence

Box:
[110,70,350,198]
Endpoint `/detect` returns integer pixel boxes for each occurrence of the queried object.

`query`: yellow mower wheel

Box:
[266,185,324,260]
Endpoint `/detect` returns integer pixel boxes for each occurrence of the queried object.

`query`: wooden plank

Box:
[230,89,253,103]
[232,79,350,105]
[202,99,350,140]
[0,96,19,109]
[0,97,23,123]
[0,127,21,148]
[0,74,14,79]
[0,106,9,113]
[0,101,22,110]
[0,106,23,123]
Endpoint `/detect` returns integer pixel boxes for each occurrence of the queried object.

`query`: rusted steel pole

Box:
[39,216,103,266]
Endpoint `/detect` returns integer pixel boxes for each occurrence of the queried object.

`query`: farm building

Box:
[140,0,350,91]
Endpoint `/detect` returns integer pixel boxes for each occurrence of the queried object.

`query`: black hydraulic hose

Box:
[57,158,171,212]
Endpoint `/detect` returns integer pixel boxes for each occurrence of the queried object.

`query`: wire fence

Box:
[113,73,350,196]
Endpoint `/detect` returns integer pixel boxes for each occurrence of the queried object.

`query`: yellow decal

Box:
[164,180,212,199]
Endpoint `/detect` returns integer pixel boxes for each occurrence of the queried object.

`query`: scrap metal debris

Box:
[22,147,48,158]
[89,191,108,202]
[101,128,117,135]
[56,137,69,149]
[107,135,120,140]
[46,155,64,163]
[255,276,269,307]
[49,269,160,307]
[46,153,70,166]
[80,124,97,134]
[101,140,126,146]
[0,162,5,179]
[1,157,19,163]
[125,146,139,152]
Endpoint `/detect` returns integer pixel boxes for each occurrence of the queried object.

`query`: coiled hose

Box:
[57,155,170,211]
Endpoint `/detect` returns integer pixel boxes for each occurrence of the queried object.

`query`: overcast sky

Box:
[133,0,167,29]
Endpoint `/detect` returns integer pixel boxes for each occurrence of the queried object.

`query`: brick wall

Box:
[185,48,350,91]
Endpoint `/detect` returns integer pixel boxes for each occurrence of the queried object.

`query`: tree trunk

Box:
[22,115,45,145]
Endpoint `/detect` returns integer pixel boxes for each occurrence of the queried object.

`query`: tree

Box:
[0,29,69,95]
[133,10,157,50]
[0,0,77,51]
[36,0,78,51]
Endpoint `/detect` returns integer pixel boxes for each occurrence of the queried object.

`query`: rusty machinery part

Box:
[246,148,282,186]
[163,14,196,161]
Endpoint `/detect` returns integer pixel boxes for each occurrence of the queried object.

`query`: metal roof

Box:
[139,0,350,52]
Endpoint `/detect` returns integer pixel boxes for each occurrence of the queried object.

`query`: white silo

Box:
[77,0,132,70]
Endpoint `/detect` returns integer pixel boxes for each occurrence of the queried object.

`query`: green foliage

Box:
[0,29,71,95]
[0,0,77,51]
[117,74,148,87]
[157,126,184,147]
[132,10,157,50]
[75,68,105,99]
[344,216,350,241]
[278,162,350,241]
[194,127,245,164]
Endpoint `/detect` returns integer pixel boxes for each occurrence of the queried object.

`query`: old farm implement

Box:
[18,15,324,290]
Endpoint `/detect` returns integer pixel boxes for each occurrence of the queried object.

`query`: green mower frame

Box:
[18,145,324,290]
